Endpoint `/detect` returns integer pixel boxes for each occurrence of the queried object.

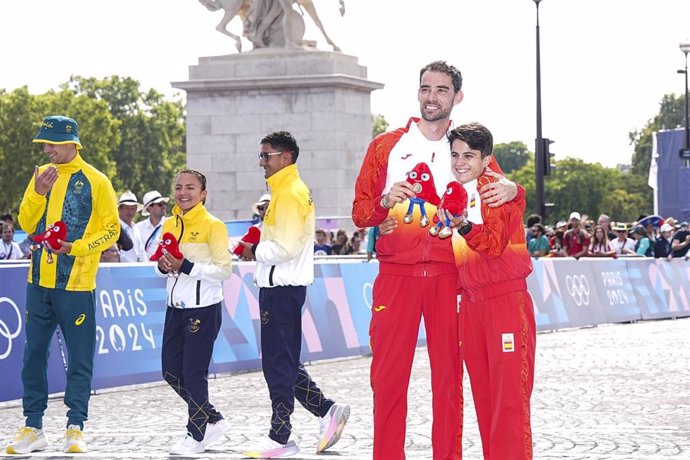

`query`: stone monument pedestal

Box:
[172,49,383,221]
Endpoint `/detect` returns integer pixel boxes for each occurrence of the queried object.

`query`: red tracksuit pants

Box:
[460,290,536,460]
[370,268,462,460]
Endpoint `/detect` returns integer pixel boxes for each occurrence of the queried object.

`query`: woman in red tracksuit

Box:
[444,123,536,460]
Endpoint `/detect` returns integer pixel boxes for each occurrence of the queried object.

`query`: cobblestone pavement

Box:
[1,317,689,459]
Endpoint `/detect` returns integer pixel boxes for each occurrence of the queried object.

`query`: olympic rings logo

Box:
[565,274,590,306]
[362,282,373,311]
[0,297,22,360]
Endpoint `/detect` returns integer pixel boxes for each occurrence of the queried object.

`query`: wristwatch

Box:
[380,195,393,209]
[458,221,473,236]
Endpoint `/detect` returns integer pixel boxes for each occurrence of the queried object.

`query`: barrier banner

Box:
[0,265,68,401]
[211,264,261,374]
[655,259,690,318]
[624,259,669,320]
[210,261,377,375]
[580,258,642,324]
[527,259,607,330]
[91,264,167,389]
[2,257,688,403]
[526,259,570,330]
[636,259,690,319]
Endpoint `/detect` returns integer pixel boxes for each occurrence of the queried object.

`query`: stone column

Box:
[172,48,383,221]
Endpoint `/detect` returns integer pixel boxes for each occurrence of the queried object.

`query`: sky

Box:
[1,0,689,168]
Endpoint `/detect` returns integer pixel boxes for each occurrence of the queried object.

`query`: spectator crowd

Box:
[5,203,690,264]
[523,211,690,261]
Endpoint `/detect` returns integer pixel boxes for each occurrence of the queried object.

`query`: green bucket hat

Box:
[33,115,82,149]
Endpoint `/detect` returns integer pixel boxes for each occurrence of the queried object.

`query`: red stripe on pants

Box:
[460,290,536,460]
[370,271,462,460]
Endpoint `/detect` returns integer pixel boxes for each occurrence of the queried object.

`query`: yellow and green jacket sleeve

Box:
[18,155,120,291]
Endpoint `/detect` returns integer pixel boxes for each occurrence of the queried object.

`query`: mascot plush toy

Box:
[233,226,261,256]
[149,232,183,261]
[430,181,468,239]
[403,162,440,227]
[31,220,67,264]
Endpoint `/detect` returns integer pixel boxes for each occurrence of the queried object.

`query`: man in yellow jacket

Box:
[239,131,349,458]
[6,115,120,455]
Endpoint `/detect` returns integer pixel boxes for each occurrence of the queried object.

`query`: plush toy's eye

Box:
[421,173,430,181]
[408,171,418,179]
[164,239,171,245]
[446,187,453,195]
[53,226,60,232]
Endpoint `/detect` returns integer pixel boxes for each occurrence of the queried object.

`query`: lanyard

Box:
[145,224,162,251]
[1,242,12,259]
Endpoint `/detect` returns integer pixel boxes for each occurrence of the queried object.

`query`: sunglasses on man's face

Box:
[257,206,267,212]
[258,151,283,161]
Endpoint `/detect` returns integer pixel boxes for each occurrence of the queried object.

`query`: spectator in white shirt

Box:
[610,223,635,256]
[117,191,146,262]
[0,222,25,260]
[136,190,169,259]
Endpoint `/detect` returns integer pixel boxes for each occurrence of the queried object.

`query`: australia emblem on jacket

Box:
[403,162,440,227]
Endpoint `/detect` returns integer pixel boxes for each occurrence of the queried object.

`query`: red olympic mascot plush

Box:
[403,162,441,227]
[149,232,183,261]
[32,220,68,263]
[430,181,468,239]
[233,226,261,256]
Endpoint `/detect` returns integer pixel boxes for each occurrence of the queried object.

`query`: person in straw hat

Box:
[136,190,170,259]
[117,191,146,262]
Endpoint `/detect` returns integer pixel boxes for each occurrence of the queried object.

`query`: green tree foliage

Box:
[62,76,186,199]
[372,114,389,137]
[0,77,185,217]
[493,141,530,174]
[630,94,684,176]
[504,92,683,225]
[506,154,651,225]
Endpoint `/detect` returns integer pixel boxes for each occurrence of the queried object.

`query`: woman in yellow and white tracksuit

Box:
[153,169,232,455]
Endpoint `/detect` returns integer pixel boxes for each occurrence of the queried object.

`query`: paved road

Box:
[1,317,689,459]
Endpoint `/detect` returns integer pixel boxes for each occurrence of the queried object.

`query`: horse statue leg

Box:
[199,0,244,52]
[299,0,341,51]
[217,10,243,52]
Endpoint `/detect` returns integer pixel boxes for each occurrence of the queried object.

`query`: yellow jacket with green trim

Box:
[18,154,120,291]
[155,202,232,309]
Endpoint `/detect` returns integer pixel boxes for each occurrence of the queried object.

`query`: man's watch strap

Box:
[458,222,473,236]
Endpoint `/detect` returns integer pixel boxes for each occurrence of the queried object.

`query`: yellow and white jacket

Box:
[155,202,232,309]
[254,164,314,288]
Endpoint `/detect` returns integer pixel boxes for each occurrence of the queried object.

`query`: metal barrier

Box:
[1,257,688,402]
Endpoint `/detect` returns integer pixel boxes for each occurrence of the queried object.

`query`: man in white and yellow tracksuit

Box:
[240,131,349,458]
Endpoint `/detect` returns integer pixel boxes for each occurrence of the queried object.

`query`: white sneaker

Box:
[202,419,231,448]
[169,433,204,455]
[6,426,48,454]
[242,435,299,458]
[64,424,87,453]
[317,403,350,453]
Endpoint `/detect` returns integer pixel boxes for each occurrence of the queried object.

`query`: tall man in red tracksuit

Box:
[442,123,536,460]
[352,61,518,460]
